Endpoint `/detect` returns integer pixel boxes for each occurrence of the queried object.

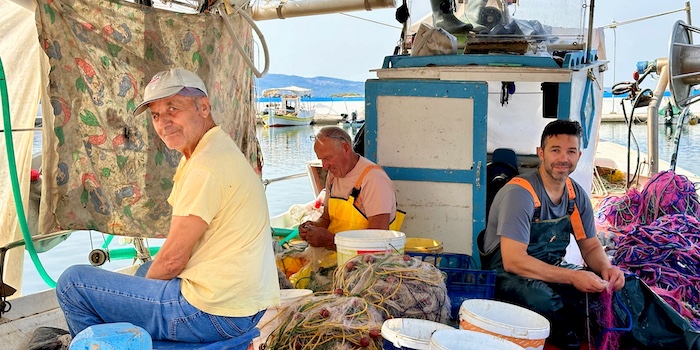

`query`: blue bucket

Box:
[69,322,151,350]
[381,318,454,350]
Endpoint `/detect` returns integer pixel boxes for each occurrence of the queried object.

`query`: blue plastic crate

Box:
[408,252,496,319]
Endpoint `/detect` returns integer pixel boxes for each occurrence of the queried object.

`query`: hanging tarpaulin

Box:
[35,0,262,237]
[0,0,46,293]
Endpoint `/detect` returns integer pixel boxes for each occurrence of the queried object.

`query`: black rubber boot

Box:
[430,0,472,34]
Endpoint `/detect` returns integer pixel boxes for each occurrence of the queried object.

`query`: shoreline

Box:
[258,113,699,125]
[256,114,345,125]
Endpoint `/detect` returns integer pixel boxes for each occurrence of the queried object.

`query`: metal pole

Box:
[647,59,668,176]
[610,27,617,114]
[686,1,692,27]
[585,0,595,64]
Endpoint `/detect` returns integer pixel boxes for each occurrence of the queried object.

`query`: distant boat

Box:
[259,86,316,127]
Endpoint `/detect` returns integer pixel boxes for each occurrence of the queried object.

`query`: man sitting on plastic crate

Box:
[479,120,625,350]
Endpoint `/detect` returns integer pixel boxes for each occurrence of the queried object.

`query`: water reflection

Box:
[598,122,700,175]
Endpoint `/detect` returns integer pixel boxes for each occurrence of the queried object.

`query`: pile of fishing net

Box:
[614,214,700,329]
[333,253,451,323]
[594,171,700,329]
[596,170,700,233]
[264,294,384,350]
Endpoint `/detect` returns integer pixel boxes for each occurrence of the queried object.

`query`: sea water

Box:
[19,122,700,294]
[598,120,700,174]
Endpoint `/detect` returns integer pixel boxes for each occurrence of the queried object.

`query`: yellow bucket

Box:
[404,238,443,254]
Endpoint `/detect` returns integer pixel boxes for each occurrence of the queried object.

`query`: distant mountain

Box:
[256,74,364,98]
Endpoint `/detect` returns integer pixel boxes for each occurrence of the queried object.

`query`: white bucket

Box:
[334,230,406,266]
[429,329,526,350]
[252,289,312,349]
[459,299,550,350]
[381,318,455,350]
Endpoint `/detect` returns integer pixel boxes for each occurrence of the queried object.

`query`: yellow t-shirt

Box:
[168,126,280,317]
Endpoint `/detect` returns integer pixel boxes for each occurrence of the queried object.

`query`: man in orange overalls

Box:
[480,120,625,349]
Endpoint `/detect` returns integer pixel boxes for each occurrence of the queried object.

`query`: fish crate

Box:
[408,252,496,319]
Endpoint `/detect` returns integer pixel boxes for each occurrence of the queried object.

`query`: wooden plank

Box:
[373,66,572,83]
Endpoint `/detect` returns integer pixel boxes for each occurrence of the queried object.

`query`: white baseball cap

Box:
[134,68,208,116]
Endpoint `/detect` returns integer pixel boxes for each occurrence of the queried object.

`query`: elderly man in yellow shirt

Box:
[56,68,280,345]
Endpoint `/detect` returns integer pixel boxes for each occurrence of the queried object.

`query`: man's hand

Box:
[570,270,608,293]
[298,221,316,237]
[601,266,625,291]
[298,222,335,249]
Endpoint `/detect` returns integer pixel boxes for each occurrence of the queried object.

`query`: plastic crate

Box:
[409,252,496,320]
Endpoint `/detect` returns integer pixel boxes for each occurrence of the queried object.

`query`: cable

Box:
[215,3,270,78]
[0,57,56,288]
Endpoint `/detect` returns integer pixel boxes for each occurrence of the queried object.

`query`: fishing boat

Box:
[1,0,700,348]
[259,86,316,127]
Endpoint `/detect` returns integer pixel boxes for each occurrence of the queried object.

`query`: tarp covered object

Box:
[35,0,262,237]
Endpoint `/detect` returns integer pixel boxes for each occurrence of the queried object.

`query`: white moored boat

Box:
[260,86,316,127]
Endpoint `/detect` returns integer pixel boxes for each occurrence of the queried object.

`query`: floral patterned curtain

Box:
[35,0,261,237]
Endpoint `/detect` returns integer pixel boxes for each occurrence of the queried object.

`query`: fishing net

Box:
[613,214,700,329]
[596,171,700,329]
[594,286,621,350]
[636,171,700,225]
[333,253,451,323]
[596,171,700,233]
[595,188,642,234]
[264,294,384,350]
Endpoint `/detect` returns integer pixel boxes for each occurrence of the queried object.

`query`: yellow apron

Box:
[327,165,405,234]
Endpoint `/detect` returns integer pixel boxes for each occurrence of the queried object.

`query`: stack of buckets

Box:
[334,230,406,265]
[429,329,528,350]
[382,318,454,349]
[380,318,534,350]
[378,299,550,350]
[457,299,551,350]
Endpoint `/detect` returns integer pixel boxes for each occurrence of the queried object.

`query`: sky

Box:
[253,0,699,87]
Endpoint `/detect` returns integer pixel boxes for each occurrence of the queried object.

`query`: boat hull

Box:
[261,111,315,127]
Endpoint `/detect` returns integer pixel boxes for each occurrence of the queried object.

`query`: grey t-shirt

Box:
[482,170,596,254]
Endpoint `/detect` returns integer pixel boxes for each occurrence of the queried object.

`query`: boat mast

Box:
[251,0,396,20]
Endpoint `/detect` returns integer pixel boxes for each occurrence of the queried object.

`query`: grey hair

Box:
[315,126,352,145]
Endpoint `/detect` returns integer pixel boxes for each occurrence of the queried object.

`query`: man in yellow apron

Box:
[299,126,404,248]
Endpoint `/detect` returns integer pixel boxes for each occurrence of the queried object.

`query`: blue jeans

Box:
[56,265,264,343]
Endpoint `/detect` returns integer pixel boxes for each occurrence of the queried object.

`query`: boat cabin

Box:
[362,1,606,265]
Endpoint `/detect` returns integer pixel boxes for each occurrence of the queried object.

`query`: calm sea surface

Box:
[20,121,700,294]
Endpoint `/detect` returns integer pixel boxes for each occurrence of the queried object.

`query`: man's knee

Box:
[57,265,93,293]
[496,274,564,316]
